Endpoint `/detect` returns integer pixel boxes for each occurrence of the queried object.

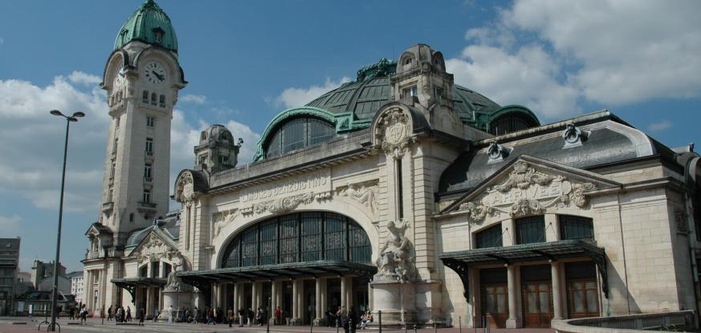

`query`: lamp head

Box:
[50,110,63,116]
[73,111,86,118]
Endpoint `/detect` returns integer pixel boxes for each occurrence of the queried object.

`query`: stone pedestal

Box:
[370,277,416,326]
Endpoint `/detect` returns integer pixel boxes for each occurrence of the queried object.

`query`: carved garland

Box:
[458,161,597,223]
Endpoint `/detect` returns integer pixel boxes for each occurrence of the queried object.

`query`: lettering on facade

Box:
[239,171,330,203]
[459,161,596,223]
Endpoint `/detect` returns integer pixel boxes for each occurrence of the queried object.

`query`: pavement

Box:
[0,317,555,333]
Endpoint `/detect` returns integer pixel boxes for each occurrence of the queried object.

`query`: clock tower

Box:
[83,0,186,315]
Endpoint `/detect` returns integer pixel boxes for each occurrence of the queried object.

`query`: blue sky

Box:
[0,0,699,273]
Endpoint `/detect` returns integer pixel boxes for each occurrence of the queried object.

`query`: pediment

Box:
[84,222,112,238]
[442,155,621,223]
[129,230,179,263]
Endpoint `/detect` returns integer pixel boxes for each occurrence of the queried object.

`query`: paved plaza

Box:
[0,317,554,333]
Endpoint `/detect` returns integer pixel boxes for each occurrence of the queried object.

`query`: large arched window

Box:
[221,212,371,268]
[265,117,335,159]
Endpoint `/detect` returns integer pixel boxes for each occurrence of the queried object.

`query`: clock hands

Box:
[151,71,165,82]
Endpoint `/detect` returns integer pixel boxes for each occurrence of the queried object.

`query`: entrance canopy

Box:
[439,239,608,299]
[112,277,167,304]
[177,260,377,301]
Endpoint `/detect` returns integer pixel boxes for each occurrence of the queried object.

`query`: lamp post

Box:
[49,110,84,331]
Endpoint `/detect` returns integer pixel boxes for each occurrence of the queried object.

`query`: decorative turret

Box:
[390,44,454,109]
[194,124,243,173]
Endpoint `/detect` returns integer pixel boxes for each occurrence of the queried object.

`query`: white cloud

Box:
[68,71,102,86]
[502,0,701,105]
[180,94,207,104]
[649,120,672,132]
[275,77,351,109]
[0,214,21,233]
[446,0,701,121]
[446,45,580,119]
[0,75,108,214]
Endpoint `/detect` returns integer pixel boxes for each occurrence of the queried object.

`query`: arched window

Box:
[475,224,503,248]
[516,216,545,244]
[221,212,371,268]
[265,117,335,159]
[559,215,594,240]
[159,94,166,107]
[150,93,157,106]
[142,90,149,103]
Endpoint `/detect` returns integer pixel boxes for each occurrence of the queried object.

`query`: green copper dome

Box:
[114,0,178,53]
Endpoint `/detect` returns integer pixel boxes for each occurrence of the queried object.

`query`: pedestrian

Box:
[138,307,145,326]
[79,305,88,325]
[227,307,234,327]
[168,305,174,323]
[107,305,113,321]
[275,305,282,325]
[126,306,132,321]
[247,307,254,326]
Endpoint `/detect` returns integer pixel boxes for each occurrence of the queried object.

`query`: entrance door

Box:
[479,268,508,328]
[565,262,599,318]
[521,265,553,328]
[522,282,552,327]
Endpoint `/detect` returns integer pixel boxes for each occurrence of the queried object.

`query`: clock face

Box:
[143,61,166,84]
[113,72,125,88]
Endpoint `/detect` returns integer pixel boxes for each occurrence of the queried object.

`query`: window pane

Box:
[559,215,594,240]
[476,224,503,248]
[516,216,545,244]
[282,118,306,153]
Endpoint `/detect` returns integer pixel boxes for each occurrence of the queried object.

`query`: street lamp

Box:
[49,110,84,332]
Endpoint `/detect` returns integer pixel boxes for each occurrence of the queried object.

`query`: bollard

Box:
[434,321,438,333]
[378,310,382,333]
[404,324,407,333]
[310,318,313,333]
[459,316,462,333]
[414,324,418,333]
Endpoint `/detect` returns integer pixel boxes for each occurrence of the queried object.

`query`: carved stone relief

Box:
[337,181,379,213]
[458,161,597,223]
[212,208,239,237]
[175,172,196,203]
[376,108,413,158]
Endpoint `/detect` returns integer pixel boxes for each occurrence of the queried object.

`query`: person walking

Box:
[126,306,132,321]
[227,307,234,327]
[138,307,145,326]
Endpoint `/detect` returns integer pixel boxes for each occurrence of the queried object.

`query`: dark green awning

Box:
[439,239,608,300]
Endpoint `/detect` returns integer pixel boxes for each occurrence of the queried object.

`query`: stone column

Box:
[145,286,151,317]
[320,278,328,325]
[252,281,259,312]
[294,279,304,324]
[506,265,520,328]
[551,262,563,320]
[233,283,239,317]
[315,278,323,323]
[271,280,278,323]
[340,276,348,310]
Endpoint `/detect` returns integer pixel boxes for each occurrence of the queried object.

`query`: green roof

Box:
[114,0,178,53]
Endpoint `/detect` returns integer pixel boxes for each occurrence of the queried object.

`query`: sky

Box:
[0,0,699,273]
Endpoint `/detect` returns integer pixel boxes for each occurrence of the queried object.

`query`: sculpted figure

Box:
[376,220,413,281]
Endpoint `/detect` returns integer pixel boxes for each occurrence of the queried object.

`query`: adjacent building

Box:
[0,237,20,316]
[67,271,84,304]
[83,1,701,329]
